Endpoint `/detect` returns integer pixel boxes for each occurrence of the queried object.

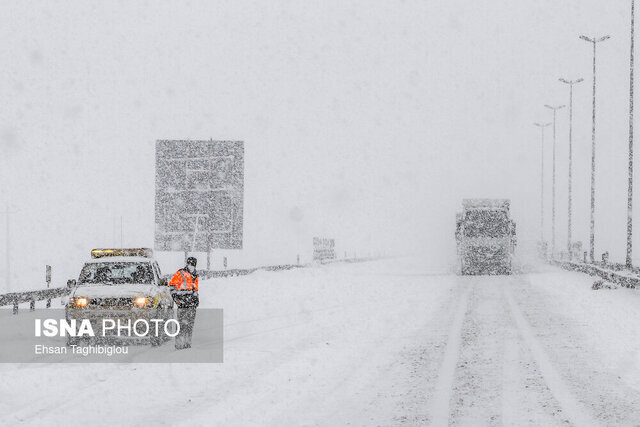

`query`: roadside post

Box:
[46,265,52,308]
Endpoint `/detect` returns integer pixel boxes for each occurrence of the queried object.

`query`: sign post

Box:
[45,265,52,308]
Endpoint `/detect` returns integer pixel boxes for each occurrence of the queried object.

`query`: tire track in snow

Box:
[500,334,520,426]
[430,283,472,425]
[504,285,595,426]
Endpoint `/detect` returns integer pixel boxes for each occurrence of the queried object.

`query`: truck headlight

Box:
[134,296,149,308]
[75,297,88,308]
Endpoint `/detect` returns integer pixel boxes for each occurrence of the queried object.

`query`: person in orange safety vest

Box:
[169,256,200,349]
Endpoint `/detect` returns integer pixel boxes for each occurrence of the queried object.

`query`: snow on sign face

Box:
[155,140,244,252]
[313,237,336,261]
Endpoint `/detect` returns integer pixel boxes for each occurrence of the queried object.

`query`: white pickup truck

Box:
[65,248,175,346]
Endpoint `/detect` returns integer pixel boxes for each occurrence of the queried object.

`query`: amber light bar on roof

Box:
[91,248,153,259]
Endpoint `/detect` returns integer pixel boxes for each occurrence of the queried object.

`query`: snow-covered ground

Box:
[1,257,640,425]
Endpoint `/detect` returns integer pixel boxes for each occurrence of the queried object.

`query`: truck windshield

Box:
[78,262,154,285]
[464,210,509,238]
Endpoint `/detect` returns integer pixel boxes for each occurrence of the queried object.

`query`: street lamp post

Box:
[580,34,610,263]
[545,104,565,259]
[559,78,583,260]
[628,0,635,268]
[534,122,552,248]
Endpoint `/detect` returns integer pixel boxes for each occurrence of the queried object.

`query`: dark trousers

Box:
[175,307,197,349]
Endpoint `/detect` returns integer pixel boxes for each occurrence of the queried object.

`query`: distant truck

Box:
[456,199,516,275]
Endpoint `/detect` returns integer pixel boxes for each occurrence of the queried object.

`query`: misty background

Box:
[0,0,636,291]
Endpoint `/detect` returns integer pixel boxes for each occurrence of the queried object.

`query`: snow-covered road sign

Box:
[313,237,336,262]
[155,140,244,251]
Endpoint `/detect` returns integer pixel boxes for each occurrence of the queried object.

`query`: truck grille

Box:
[88,297,134,308]
[468,246,507,261]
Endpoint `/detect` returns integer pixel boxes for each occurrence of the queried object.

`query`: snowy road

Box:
[2,258,640,426]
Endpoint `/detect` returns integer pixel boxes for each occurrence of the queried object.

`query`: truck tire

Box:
[504,262,512,275]
[151,307,172,346]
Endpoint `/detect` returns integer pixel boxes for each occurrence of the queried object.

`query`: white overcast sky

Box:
[0,0,637,289]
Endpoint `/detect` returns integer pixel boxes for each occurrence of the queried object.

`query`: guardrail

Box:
[1,257,376,314]
[553,260,640,288]
[0,287,71,314]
